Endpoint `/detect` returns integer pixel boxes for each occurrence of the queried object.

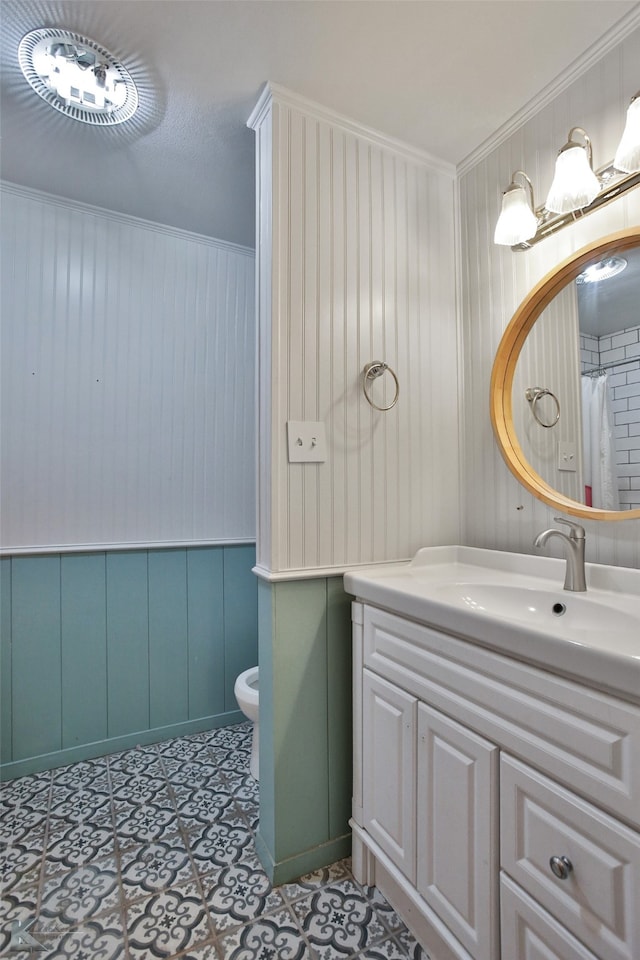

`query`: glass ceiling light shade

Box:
[18,28,138,125]
[614,93,640,173]
[494,171,538,246]
[575,256,627,284]
[545,127,600,214]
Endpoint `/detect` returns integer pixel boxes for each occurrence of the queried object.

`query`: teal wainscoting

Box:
[0,544,258,779]
[256,575,353,885]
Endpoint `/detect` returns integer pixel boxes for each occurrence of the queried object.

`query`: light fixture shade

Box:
[494,185,538,245]
[545,145,600,214]
[576,256,627,284]
[18,28,138,125]
[614,95,640,173]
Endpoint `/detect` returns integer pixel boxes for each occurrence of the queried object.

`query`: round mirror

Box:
[490,227,640,521]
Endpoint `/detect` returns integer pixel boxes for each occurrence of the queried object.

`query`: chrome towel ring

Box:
[363,361,399,411]
[525,387,560,428]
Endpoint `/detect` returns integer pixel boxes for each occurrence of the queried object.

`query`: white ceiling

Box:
[1,0,637,247]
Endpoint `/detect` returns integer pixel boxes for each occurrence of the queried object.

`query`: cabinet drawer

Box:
[363,604,640,827]
[500,873,600,960]
[501,754,640,960]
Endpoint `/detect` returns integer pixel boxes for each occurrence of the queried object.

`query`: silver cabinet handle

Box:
[549,855,573,880]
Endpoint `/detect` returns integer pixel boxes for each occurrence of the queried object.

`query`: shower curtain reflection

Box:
[581,373,620,510]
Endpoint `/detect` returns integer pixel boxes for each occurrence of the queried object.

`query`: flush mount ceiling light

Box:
[494,90,640,250]
[18,27,138,125]
[575,256,628,284]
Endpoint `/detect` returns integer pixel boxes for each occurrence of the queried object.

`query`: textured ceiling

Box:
[0,0,637,247]
[578,245,640,337]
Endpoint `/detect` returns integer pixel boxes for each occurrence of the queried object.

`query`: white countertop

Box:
[344,546,640,703]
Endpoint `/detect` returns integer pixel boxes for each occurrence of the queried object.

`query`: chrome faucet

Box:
[534,517,587,592]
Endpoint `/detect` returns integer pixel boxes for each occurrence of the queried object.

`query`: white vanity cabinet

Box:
[351,601,640,960]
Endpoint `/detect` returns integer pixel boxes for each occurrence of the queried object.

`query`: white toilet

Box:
[234,666,259,780]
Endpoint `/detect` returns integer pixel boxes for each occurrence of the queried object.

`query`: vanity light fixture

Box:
[544,127,600,214]
[494,92,640,250]
[493,171,538,246]
[614,92,640,173]
[18,28,138,125]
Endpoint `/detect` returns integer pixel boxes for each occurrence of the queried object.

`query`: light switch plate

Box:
[287,421,327,462]
[557,441,577,472]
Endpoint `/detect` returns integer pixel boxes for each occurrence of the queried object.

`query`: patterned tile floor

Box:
[0,723,429,959]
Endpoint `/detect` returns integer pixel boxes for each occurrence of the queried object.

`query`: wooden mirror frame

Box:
[490,226,640,521]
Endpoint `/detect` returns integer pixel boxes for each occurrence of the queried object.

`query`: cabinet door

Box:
[362,669,417,882]
[416,702,499,960]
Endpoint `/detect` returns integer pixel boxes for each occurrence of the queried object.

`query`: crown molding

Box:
[457,5,640,177]
[0,181,255,256]
[247,81,456,179]
[246,82,273,131]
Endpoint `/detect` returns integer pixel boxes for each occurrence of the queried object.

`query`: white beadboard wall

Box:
[458,25,640,568]
[250,87,459,576]
[0,184,255,551]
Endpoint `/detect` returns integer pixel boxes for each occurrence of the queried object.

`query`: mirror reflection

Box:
[513,243,640,513]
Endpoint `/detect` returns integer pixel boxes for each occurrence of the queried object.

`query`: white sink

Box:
[343,546,640,702]
[419,582,639,648]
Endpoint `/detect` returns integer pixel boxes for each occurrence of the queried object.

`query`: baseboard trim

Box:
[0,710,245,780]
[254,828,352,886]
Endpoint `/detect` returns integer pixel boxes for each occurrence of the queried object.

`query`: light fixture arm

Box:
[513,165,640,250]
[561,127,593,167]
[510,170,535,209]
